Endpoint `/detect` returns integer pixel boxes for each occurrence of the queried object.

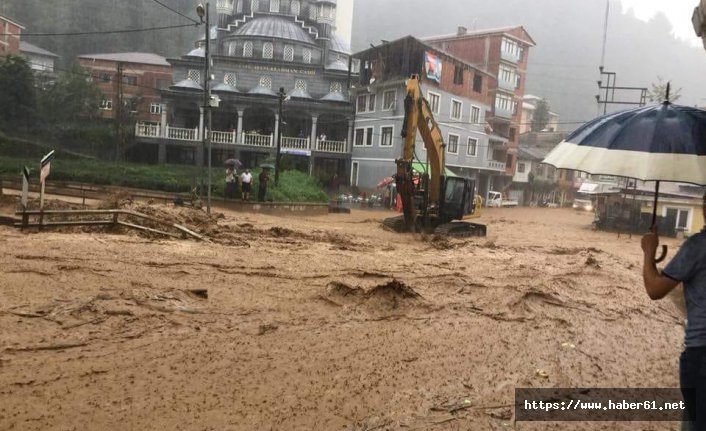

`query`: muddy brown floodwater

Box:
[0,198,688,430]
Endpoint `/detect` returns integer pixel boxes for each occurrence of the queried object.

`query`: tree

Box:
[0,55,37,132]
[530,98,550,132]
[38,64,102,127]
[647,76,681,103]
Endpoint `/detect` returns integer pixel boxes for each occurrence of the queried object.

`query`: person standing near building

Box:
[258,168,270,202]
[641,192,706,429]
[240,168,252,201]
[225,166,237,199]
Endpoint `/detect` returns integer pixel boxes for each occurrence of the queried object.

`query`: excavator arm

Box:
[396,75,447,230]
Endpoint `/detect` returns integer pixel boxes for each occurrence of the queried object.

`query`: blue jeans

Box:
[680,347,706,430]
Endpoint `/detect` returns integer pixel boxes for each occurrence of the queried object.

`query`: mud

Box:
[0,201,688,430]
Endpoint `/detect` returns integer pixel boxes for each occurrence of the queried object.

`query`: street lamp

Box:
[197,2,212,214]
[275,87,285,185]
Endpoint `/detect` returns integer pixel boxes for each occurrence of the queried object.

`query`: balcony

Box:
[498,74,517,92]
[487,160,506,171]
[493,106,514,120]
[135,123,348,155]
[316,139,347,153]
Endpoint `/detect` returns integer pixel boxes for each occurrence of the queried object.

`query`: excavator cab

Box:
[441,176,474,222]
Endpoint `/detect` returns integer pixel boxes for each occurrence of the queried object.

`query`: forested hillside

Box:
[0,0,201,67]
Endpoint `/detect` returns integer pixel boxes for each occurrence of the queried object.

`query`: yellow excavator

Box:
[383,75,487,237]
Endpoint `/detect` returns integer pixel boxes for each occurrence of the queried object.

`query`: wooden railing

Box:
[281,137,310,150]
[316,139,346,153]
[243,132,273,147]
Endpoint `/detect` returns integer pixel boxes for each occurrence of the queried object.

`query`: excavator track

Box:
[382,215,408,232]
[434,221,487,237]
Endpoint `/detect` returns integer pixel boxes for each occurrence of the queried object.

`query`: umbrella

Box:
[377,176,394,188]
[260,163,275,170]
[224,158,242,167]
[543,93,706,262]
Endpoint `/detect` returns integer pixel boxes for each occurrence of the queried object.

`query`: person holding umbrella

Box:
[240,168,252,201]
[258,166,270,202]
[642,194,706,429]
[543,89,706,429]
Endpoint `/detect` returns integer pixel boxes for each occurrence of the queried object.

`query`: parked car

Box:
[487,191,518,208]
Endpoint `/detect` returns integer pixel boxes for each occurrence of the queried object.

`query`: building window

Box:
[150,103,162,115]
[473,74,482,93]
[294,79,307,91]
[122,75,137,86]
[356,93,375,113]
[262,42,274,59]
[470,106,481,124]
[453,64,464,85]
[99,98,112,110]
[270,0,280,12]
[351,161,359,186]
[224,73,236,87]
[259,75,272,89]
[330,81,343,93]
[495,93,516,114]
[517,162,525,173]
[467,137,477,156]
[309,4,317,20]
[291,0,300,15]
[354,127,373,146]
[99,73,112,83]
[501,38,521,58]
[243,41,253,57]
[427,91,440,114]
[187,69,201,82]
[284,45,294,62]
[382,89,396,111]
[252,0,260,12]
[451,99,462,121]
[447,134,459,154]
[236,0,243,13]
[380,126,394,147]
[303,48,312,64]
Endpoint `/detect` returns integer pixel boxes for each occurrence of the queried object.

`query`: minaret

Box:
[217,0,234,27]
[314,0,336,65]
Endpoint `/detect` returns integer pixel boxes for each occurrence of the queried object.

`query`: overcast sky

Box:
[619,0,701,46]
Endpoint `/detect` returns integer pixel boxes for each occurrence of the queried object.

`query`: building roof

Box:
[424,25,536,47]
[518,145,551,161]
[234,16,315,44]
[78,52,170,66]
[19,41,58,58]
[354,35,494,78]
[0,14,25,29]
[329,34,351,54]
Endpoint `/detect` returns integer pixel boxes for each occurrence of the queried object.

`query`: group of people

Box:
[225,166,269,202]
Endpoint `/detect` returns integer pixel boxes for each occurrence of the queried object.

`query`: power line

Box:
[146,0,200,24]
[1,23,199,37]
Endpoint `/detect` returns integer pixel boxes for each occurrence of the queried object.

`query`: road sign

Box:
[21,166,30,209]
[39,150,54,211]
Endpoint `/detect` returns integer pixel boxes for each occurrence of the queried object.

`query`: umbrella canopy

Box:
[260,163,275,170]
[224,159,242,167]
[377,177,394,188]
[543,102,706,185]
[543,101,706,263]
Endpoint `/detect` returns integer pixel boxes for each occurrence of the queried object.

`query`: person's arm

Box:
[641,231,679,300]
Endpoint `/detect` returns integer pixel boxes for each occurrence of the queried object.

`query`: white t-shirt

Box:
[241,172,252,184]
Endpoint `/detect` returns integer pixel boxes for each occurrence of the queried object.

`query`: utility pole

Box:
[596,67,647,114]
[275,87,285,185]
[115,62,124,161]
[197,2,211,214]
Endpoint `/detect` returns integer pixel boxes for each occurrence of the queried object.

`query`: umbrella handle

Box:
[655,245,667,263]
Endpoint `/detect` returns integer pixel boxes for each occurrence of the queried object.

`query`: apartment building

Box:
[351,36,503,198]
